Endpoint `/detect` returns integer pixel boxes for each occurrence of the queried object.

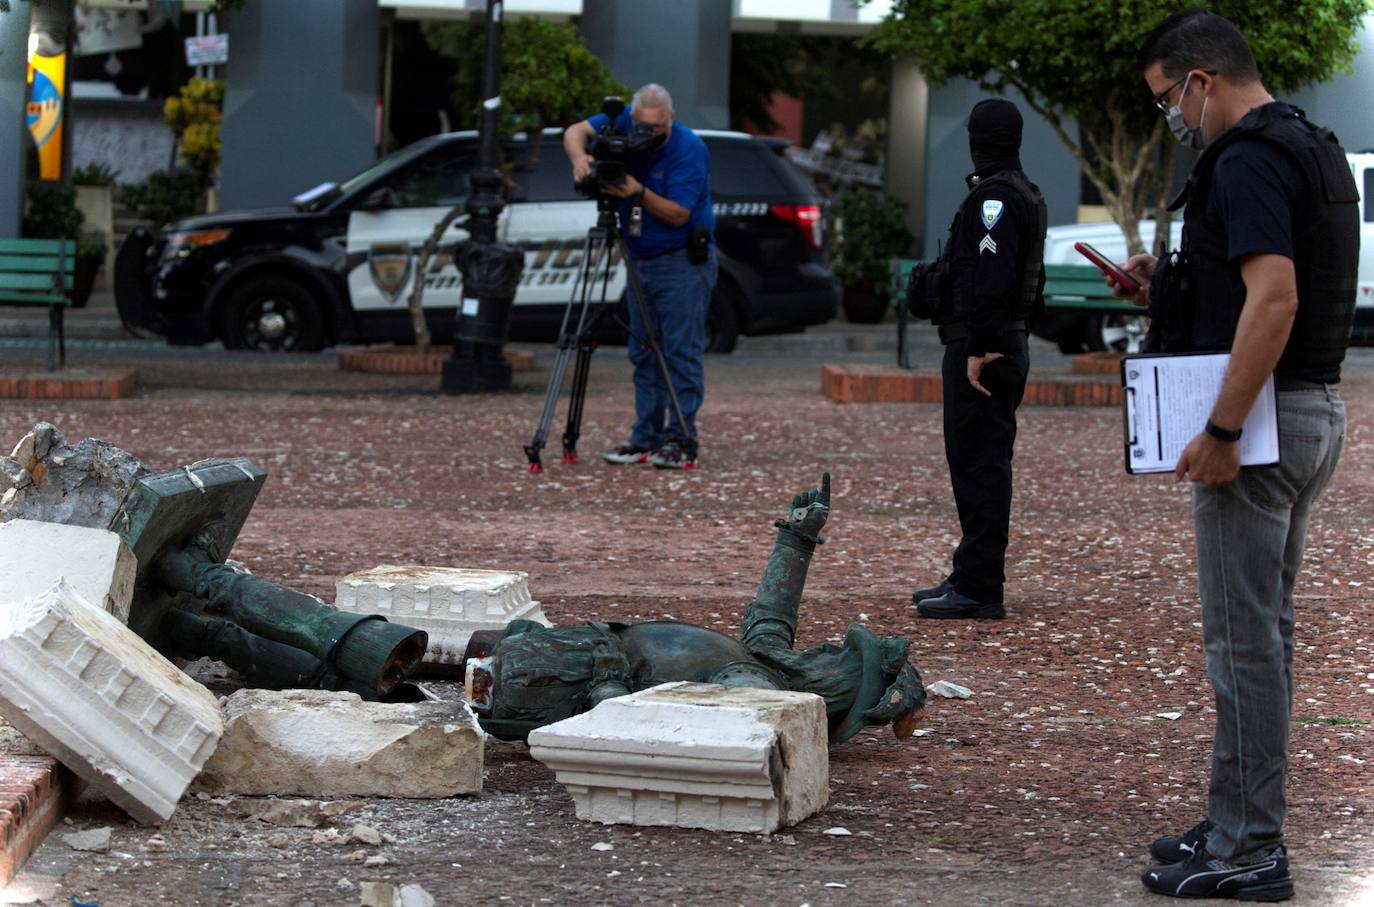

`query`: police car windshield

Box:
[302,137,447,211]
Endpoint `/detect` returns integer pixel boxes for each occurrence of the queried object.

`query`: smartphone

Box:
[1074,241,1142,294]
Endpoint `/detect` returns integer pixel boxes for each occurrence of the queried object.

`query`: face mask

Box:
[1166,73,1208,151]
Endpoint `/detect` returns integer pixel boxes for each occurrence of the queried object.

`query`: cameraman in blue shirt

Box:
[563,83,717,469]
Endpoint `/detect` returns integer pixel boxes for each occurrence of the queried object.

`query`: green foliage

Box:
[22,182,84,242]
[120,170,203,231]
[730,34,892,136]
[422,18,627,134]
[77,229,108,262]
[164,78,224,184]
[832,191,914,295]
[73,162,120,187]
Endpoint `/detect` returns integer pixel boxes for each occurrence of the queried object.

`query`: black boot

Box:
[916,589,1005,620]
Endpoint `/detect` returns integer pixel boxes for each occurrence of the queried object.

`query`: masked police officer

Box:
[1113,11,1358,900]
[908,98,1046,621]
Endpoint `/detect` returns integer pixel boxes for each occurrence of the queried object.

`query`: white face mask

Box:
[1166,73,1209,151]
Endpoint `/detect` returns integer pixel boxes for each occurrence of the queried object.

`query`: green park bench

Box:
[891,258,1144,367]
[0,238,74,371]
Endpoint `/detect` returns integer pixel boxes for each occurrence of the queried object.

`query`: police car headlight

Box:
[165,228,231,258]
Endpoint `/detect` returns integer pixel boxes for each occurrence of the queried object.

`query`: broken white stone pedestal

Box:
[195,689,484,798]
[334,566,550,668]
[0,520,136,622]
[528,682,829,834]
[0,580,223,824]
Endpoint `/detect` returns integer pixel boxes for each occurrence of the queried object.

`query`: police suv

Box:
[114,129,839,355]
[1033,150,1374,354]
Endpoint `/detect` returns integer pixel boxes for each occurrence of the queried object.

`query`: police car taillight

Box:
[769,204,824,251]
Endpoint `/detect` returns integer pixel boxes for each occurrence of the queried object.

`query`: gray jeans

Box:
[1193,384,1346,858]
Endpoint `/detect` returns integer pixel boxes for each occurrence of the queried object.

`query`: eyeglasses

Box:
[1152,70,1215,112]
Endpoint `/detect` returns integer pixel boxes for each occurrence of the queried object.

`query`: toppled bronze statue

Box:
[0,424,426,698]
[464,473,927,745]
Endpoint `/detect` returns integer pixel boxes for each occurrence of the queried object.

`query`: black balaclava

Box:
[967,98,1023,170]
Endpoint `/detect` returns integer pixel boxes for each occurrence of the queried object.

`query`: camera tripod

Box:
[523,198,700,473]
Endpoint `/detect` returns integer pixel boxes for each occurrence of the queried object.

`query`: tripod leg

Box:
[562,340,595,462]
[615,235,699,467]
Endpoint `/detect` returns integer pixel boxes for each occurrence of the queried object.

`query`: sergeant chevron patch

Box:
[979,234,998,254]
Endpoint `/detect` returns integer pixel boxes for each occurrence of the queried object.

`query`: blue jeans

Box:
[1193,385,1345,858]
[624,249,717,450]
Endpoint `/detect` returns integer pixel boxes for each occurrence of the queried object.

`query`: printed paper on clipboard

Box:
[1120,352,1279,475]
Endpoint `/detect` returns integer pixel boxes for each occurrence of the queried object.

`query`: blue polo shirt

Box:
[586,108,715,259]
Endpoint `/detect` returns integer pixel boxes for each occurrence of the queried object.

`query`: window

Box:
[508,142,583,203]
[1365,168,1373,223]
[380,148,477,208]
[708,143,792,199]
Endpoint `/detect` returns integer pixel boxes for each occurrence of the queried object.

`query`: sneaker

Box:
[649,442,690,470]
[1152,819,1213,863]
[602,443,652,465]
[1141,844,1292,901]
[911,579,954,604]
[916,590,1005,620]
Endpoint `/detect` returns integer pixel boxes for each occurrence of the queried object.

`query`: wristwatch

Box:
[1205,419,1243,443]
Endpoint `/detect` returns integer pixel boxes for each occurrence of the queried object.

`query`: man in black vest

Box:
[909,98,1047,621]
[1112,11,1358,901]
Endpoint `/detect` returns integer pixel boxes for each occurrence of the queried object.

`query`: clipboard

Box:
[1121,352,1280,475]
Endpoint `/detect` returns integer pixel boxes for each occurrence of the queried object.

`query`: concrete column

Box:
[0,3,32,237]
[921,79,1080,259]
[885,57,927,256]
[579,0,731,130]
[220,0,379,210]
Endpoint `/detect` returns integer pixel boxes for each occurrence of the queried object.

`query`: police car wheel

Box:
[219,275,324,352]
[1085,312,1148,355]
[706,286,740,354]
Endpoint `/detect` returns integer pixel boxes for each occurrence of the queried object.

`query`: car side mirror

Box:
[358,187,399,211]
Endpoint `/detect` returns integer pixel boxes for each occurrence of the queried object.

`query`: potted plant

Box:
[22,181,103,307]
[831,190,914,324]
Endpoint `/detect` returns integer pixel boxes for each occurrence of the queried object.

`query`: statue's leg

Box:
[159,607,329,690]
[740,528,818,655]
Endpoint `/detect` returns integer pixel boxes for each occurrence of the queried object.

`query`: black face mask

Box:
[634,121,669,151]
[967,98,1023,168]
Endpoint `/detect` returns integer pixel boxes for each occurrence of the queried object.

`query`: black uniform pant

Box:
[940,332,1029,603]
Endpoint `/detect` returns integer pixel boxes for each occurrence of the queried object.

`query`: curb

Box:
[821,364,1123,406]
[1071,352,1126,374]
[339,346,537,375]
[0,369,140,400]
[0,755,74,886]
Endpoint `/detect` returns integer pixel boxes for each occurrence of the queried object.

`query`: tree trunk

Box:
[404,206,467,357]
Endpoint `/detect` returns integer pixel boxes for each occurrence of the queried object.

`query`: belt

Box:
[634,244,689,261]
[1275,376,1327,391]
[938,320,1028,343]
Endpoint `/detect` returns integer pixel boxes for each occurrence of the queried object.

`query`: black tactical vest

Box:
[1161,104,1359,373]
[947,168,1048,324]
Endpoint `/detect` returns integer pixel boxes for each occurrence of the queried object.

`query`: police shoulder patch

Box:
[980,199,1005,230]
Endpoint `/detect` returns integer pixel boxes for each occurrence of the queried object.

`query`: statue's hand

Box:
[779,471,830,542]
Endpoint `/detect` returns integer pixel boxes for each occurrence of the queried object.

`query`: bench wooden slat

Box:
[0,291,69,305]
[0,272,72,291]
[0,255,75,273]
[0,238,68,255]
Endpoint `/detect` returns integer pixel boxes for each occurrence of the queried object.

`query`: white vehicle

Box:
[1038,151,1374,354]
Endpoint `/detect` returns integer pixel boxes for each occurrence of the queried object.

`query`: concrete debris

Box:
[927,680,973,699]
[360,882,436,907]
[335,566,550,669]
[530,682,829,834]
[0,520,136,622]
[62,827,112,852]
[590,842,614,852]
[143,834,167,852]
[822,827,853,836]
[196,689,484,799]
[350,824,383,846]
[311,828,342,845]
[0,424,151,529]
[364,854,389,866]
[266,833,289,849]
[245,799,363,828]
[0,580,223,824]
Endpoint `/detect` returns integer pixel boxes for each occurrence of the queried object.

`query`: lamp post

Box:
[442,0,524,394]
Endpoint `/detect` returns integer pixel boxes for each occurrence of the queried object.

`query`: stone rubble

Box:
[0,424,150,529]
[529,681,830,834]
[195,689,484,799]
[61,827,112,853]
[0,520,136,622]
[0,580,223,824]
[334,566,550,669]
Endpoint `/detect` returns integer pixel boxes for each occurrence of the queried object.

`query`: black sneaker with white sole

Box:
[1152,819,1213,863]
[649,442,694,470]
[1141,844,1293,901]
[602,444,652,465]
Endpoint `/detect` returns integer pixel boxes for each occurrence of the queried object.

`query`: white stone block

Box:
[0,520,135,623]
[528,682,829,834]
[334,566,550,668]
[195,689,484,799]
[0,580,223,825]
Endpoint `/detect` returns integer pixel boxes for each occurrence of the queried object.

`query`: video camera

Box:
[576,96,660,198]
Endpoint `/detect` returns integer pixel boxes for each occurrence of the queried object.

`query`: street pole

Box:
[442,0,524,395]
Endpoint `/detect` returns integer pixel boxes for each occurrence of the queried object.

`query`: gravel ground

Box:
[1,332,1371,907]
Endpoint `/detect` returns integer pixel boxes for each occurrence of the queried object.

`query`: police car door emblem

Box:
[981,199,1004,230]
[368,243,413,304]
